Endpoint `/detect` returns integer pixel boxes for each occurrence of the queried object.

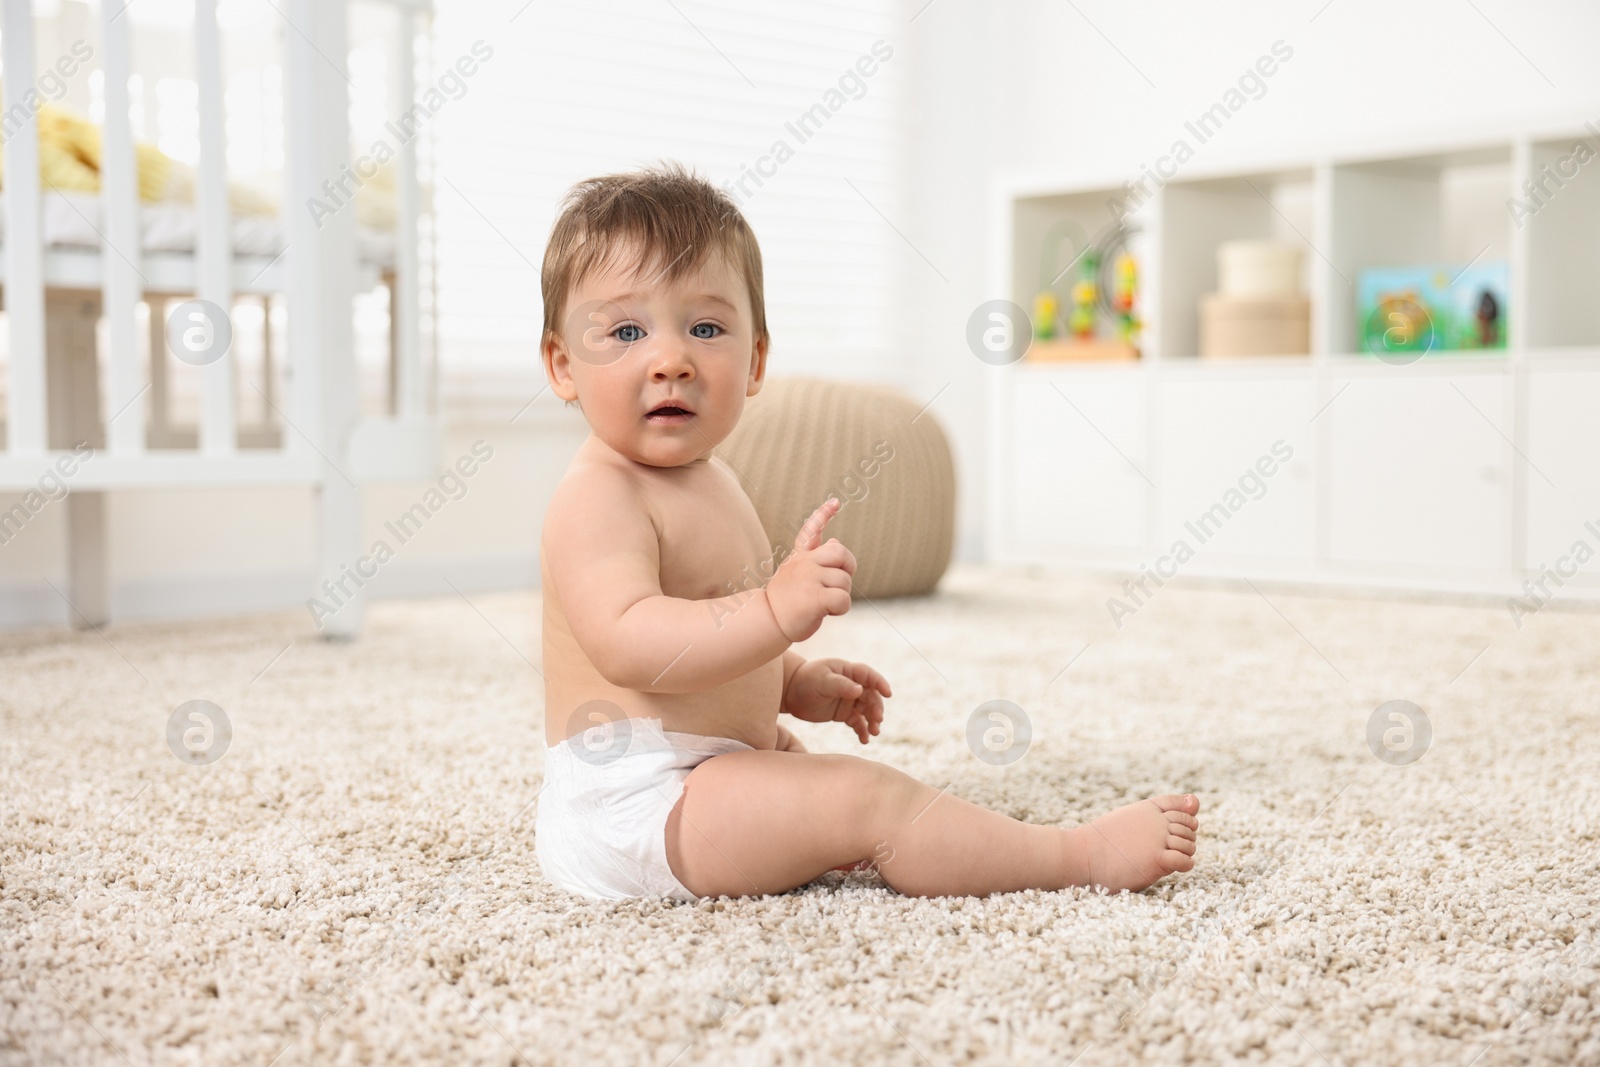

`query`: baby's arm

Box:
[544,469,853,693]
[781,649,805,702]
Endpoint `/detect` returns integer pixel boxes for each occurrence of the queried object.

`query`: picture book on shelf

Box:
[1358,261,1509,356]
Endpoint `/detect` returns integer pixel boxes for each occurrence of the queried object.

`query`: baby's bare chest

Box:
[648,466,776,602]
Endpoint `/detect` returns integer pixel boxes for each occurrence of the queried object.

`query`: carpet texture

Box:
[3,564,1599,1066]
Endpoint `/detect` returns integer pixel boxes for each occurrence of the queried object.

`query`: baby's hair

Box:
[540,162,767,352]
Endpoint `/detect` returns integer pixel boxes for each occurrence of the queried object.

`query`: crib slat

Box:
[283,0,321,453]
[392,6,423,421]
[193,0,236,454]
[2,0,47,457]
[100,2,144,455]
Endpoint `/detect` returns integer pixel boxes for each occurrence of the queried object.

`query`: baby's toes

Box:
[1162,848,1196,873]
[1150,794,1198,816]
[1167,832,1196,857]
[1167,822,1196,843]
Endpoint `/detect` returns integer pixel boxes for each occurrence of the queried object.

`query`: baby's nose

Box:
[651,349,696,380]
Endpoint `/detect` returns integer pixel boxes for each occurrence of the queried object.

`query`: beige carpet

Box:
[4,564,1599,1066]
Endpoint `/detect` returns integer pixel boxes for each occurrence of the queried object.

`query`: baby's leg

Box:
[664,751,1199,898]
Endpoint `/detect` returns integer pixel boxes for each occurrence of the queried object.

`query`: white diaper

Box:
[535,716,753,902]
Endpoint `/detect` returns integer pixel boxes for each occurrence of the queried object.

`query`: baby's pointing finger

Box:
[793,498,840,553]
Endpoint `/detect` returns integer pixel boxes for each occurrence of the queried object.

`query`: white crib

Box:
[0,0,436,637]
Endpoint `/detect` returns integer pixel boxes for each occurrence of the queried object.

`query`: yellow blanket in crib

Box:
[0,103,174,201]
[0,102,397,227]
[0,103,277,215]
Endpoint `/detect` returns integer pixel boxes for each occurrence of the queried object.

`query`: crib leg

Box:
[66,495,109,628]
[46,289,109,628]
[316,476,364,640]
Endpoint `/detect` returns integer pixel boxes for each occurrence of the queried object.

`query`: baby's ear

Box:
[543,331,581,403]
[746,334,770,397]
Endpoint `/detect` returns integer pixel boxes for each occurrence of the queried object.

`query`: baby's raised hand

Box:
[785,657,892,744]
[766,498,856,642]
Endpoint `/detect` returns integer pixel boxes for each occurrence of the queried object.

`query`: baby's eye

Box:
[614,324,644,344]
[691,323,720,340]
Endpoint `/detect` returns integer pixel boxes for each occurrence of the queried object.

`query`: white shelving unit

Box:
[987,117,1600,603]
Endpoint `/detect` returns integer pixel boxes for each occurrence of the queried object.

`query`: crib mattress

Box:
[0,190,396,268]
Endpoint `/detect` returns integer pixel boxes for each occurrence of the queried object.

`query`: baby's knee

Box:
[820,754,926,836]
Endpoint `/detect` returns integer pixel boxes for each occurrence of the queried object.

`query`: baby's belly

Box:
[543,655,785,752]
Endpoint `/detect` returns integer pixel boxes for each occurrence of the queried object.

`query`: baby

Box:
[534,165,1200,901]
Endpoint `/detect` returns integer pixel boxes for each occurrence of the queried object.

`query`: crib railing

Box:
[2,0,48,463]
[0,0,436,635]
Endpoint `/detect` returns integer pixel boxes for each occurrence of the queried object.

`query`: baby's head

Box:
[541,163,769,468]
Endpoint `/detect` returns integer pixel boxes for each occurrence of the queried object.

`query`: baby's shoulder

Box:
[544,457,657,543]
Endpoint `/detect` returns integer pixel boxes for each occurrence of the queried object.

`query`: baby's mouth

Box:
[645,403,695,423]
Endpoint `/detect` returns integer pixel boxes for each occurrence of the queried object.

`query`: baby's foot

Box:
[1064,794,1200,892]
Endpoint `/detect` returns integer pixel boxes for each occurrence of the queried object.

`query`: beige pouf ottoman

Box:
[716,376,956,598]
